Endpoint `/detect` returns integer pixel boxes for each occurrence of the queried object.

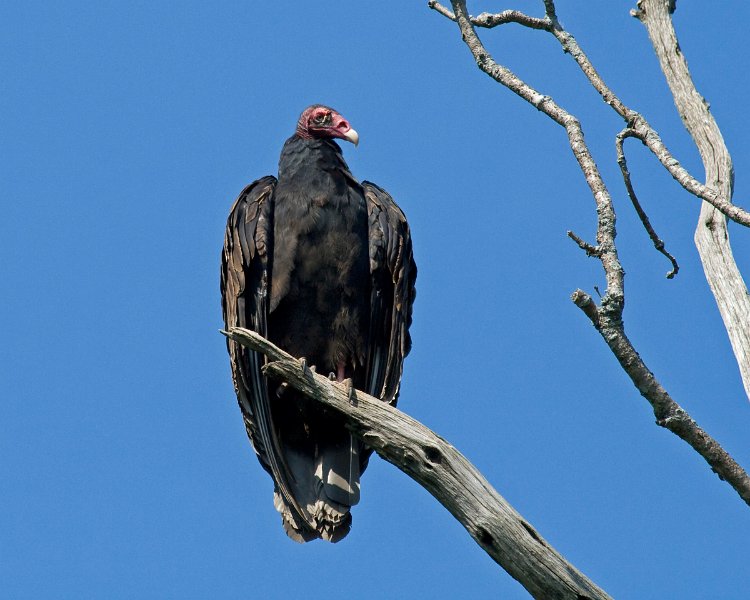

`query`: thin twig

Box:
[427,0,455,20]
[567,230,600,257]
[427,2,550,30]
[616,129,679,278]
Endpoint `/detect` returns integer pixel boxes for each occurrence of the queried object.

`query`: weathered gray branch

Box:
[633,0,750,401]
[572,290,750,507]
[430,0,750,506]
[428,1,750,228]
[430,0,750,398]
[222,327,611,600]
[427,1,549,30]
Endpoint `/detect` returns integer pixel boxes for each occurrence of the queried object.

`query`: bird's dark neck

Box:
[277,135,350,184]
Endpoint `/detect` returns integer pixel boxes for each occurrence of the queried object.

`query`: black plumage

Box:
[221,105,416,542]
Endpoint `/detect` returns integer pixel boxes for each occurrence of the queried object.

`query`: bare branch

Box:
[434,0,750,505]
[567,299,750,507]
[222,327,612,600]
[427,2,550,30]
[567,230,600,257]
[571,289,600,329]
[532,2,750,228]
[627,120,750,228]
[431,0,750,227]
[441,1,624,317]
[542,0,558,21]
[427,0,455,21]
[634,0,750,401]
[615,129,679,278]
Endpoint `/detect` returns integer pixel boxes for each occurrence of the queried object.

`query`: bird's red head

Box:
[295,105,359,146]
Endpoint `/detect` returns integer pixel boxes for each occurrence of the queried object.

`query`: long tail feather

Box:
[273,431,360,543]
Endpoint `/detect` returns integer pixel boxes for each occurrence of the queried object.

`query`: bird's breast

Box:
[269,184,371,370]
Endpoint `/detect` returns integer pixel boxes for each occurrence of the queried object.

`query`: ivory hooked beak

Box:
[343,128,359,147]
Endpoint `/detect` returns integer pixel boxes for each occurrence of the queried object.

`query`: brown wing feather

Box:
[220,176,311,526]
[363,181,417,407]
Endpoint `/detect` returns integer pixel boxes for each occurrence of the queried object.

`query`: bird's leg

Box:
[333,362,356,406]
[328,364,345,386]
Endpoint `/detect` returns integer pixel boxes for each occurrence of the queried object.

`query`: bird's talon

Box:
[299,357,314,379]
[343,378,357,407]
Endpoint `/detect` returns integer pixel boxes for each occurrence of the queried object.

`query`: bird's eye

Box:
[314,112,331,125]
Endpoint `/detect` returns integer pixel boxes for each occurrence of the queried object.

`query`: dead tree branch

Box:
[430,0,750,505]
[430,0,750,398]
[428,1,750,228]
[633,0,750,402]
[222,327,612,600]
[427,2,549,30]
[566,230,600,257]
[615,129,679,278]
[571,290,750,506]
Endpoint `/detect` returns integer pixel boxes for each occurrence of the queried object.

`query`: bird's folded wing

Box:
[363,181,417,406]
[221,175,310,524]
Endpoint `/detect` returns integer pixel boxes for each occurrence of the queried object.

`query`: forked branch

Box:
[431,0,750,506]
[428,0,750,227]
[430,0,750,400]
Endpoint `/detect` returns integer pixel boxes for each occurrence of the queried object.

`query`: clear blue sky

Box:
[3,1,750,598]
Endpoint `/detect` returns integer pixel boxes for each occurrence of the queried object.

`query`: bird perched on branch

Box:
[221,105,417,542]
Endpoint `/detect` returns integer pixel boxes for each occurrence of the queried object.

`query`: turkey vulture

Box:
[221,105,416,542]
